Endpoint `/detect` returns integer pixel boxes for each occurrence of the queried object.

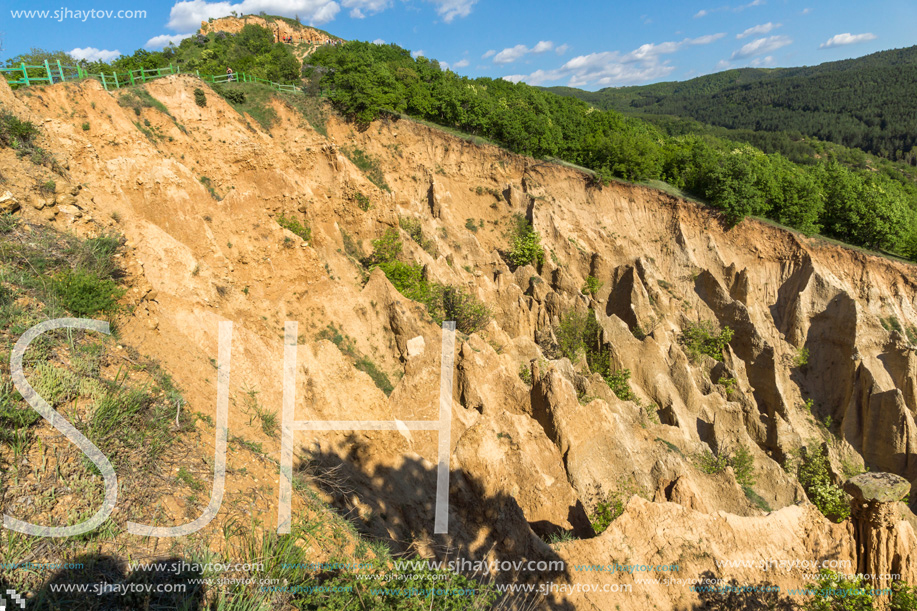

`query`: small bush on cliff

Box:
[364,228,402,265]
[590,480,644,534]
[51,269,124,318]
[506,214,544,268]
[277,213,312,244]
[582,275,603,296]
[366,230,491,334]
[680,320,734,361]
[555,310,599,363]
[696,445,755,487]
[802,570,874,611]
[441,286,491,335]
[796,445,851,523]
[193,88,207,107]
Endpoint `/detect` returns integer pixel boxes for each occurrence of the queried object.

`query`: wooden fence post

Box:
[100,73,107,90]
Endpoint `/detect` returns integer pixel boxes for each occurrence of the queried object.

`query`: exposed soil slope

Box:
[2,74,916,609]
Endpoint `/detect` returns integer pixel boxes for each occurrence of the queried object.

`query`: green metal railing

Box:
[0,62,302,94]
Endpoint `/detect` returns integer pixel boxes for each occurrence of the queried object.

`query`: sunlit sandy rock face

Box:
[2,73,916,609]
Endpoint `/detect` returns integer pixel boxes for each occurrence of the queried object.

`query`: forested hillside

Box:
[304,41,917,259]
[546,46,917,162]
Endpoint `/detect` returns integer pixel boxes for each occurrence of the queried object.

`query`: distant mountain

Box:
[545,46,917,161]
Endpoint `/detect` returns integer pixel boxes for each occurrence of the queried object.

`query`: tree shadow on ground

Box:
[683,571,799,611]
[2,554,204,611]
[300,436,577,610]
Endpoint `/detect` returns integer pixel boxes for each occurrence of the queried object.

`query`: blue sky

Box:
[2,0,916,89]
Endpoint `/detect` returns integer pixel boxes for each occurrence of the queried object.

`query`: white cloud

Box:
[423,0,477,23]
[696,0,762,18]
[482,49,496,58]
[493,44,529,64]
[801,7,812,14]
[715,59,732,70]
[412,49,425,58]
[372,38,385,44]
[819,32,876,49]
[145,33,193,49]
[166,0,342,33]
[532,40,553,53]
[493,40,561,64]
[453,58,469,68]
[69,47,121,62]
[342,0,390,18]
[555,43,569,55]
[731,34,792,58]
[749,55,774,66]
[501,74,526,83]
[508,33,726,88]
[737,22,780,39]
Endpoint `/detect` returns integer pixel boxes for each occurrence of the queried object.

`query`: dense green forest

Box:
[546,46,917,162]
[5,22,917,261]
[304,41,917,259]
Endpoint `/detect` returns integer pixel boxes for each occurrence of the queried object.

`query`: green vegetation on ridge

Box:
[304,40,917,260]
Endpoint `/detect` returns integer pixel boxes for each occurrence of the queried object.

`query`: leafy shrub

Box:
[0,112,40,149]
[51,269,123,317]
[398,217,436,255]
[680,320,734,361]
[193,87,207,107]
[802,570,874,611]
[365,228,401,265]
[697,445,755,486]
[215,86,247,104]
[354,192,371,211]
[81,122,90,131]
[582,275,603,296]
[731,445,756,487]
[508,230,545,268]
[464,218,479,233]
[590,166,614,188]
[891,581,917,611]
[554,310,600,363]
[718,376,737,396]
[642,402,660,425]
[590,480,644,534]
[277,213,312,244]
[796,445,851,523]
[606,368,636,401]
[697,449,730,475]
[441,286,491,334]
[793,346,810,368]
[518,362,533,386]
